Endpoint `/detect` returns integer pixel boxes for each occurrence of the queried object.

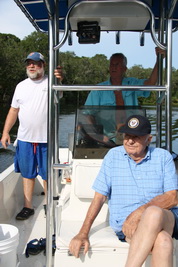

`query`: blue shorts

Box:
[14,140,47,180]
[171,208,178,239]
[116,208,178,242]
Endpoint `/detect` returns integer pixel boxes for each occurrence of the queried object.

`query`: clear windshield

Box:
[73,105,146,159]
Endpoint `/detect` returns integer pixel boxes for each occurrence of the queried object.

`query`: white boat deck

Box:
[0,165,48,267]
[10,194,47,267]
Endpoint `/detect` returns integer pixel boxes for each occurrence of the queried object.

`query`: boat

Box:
[1,0,178,266]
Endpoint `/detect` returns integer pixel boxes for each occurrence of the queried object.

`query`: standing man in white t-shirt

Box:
[1,52,63,220]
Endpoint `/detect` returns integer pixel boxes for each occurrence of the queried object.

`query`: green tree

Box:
[1,31,178,107]
[172,68,178,104]
[21,32,48,61]
[88,54,109,84]
[58,52,109,106]
[127,64,157,105]
[0,33,25,102]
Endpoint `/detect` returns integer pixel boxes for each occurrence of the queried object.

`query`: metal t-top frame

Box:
[45,0,176,266]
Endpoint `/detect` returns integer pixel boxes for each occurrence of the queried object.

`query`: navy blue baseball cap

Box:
[118,115,151,136]
[25,52,45,62]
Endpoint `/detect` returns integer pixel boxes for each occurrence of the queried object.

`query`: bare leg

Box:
[125,206,175,267]
[151,231,173,267]
[23,177,35,209]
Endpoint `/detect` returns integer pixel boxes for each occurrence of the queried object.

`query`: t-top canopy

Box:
[14,0,178,33]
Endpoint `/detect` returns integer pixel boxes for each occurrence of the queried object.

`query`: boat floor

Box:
[9,193,50,267]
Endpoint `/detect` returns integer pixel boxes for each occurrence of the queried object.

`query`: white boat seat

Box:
[55,158,177,266]
[58,160,108,222]
[56,220,128,250]
[74,162,98,199]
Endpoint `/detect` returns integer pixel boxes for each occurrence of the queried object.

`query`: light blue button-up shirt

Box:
[92,146,178,232]
[85,77,149,106]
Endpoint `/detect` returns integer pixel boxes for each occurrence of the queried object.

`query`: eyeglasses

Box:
[26,60,43,67]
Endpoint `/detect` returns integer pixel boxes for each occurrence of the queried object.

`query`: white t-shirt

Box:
[11,76,48,143]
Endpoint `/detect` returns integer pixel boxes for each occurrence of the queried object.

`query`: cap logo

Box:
[128,118,139,128]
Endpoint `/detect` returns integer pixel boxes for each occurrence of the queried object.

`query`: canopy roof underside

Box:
[14,0,178,34]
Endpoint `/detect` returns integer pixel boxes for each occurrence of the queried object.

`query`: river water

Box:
[1,105,178,173]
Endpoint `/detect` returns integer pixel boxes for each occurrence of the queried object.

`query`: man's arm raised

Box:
[144,47,166,86]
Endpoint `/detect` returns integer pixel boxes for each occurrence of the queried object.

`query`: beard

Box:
[26,67,45,80]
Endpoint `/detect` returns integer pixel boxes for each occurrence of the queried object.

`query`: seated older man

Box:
[69,114,178,267]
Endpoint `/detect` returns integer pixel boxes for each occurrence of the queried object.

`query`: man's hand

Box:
[69,233,90,258]
[1,133,11,149]
[144,47,166,86]
[155,46,166,58]
[122,206,145,239]
[54,65,63,81]
[1,107,19,148]
[69,192,106,258]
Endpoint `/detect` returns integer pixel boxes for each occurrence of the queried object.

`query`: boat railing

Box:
[53,85,167,92]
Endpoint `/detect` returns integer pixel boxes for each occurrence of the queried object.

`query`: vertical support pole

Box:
[53,0,60,233]
[156,0,165,148]
[166,18,172,151]
[46,15,55,267]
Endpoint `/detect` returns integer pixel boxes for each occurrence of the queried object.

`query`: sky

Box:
[1,0,178,69]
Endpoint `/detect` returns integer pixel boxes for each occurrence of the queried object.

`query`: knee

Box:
[154,231,173,253]
[142,206,164,221]
[141,206,164,230]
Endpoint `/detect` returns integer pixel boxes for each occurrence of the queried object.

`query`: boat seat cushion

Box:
[56,220,128,249]
[74,162,101,199]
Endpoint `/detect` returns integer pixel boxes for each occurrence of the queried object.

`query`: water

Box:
[146,106,178,150]
[0,144,16,173]
[59,113,75,147]
[1,105,178,173]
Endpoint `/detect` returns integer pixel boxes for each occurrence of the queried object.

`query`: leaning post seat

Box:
[54,157,177,266]
[55,158,131,267]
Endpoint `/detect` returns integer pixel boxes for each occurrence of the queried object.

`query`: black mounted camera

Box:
[77,21,100,44]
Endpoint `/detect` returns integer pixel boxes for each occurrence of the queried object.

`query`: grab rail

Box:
[52,84,167,92]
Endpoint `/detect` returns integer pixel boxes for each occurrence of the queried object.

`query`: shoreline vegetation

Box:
[1,32,178,107]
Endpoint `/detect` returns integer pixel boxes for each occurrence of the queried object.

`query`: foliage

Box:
[0,31,178,107]
[59,52,109,105]
[0,33,25,102]
[21,32,49,63]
